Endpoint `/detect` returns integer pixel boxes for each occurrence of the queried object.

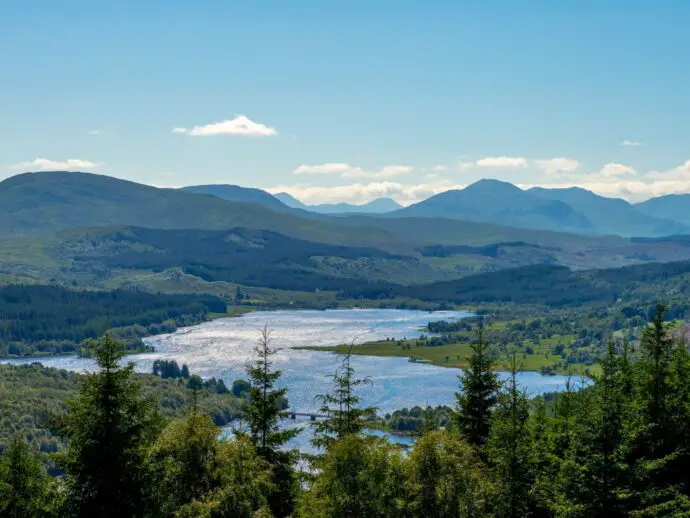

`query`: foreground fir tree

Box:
[167,434,275,518]
[59,334,162,518]
[312,344,376,450]
[527,397,554,516]
[406,430,493,517]
[455,324,500,448]
[583,340,629,517]
[549,375,597,518]
[487,354,534,518]
[626,304,690,515]
[244,326,299,517]
[297,434,406,518]
[0,436,56,517]
[148,398,218,515]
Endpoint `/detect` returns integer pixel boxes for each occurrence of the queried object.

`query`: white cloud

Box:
[456,161,474,171]
[268,179,462,206]
[293,162,413,179]
[519,160,690,202]
[534,157,581,175]
[173,115,277,137]
[523,178,690,203]
[645,160,690,181]
[598,162,636,178]
[272,158,690,205]
[475,156,528,168]
[432,164,449,172]
[343,165,414,179]
[88,129,105,136]
[10,158,101,171]
[621,140,642,147]
[294,163,353,175]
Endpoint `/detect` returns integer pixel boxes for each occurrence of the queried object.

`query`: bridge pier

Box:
[283,411,329,420]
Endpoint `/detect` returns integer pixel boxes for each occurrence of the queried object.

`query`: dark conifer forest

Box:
[0,284,226,356]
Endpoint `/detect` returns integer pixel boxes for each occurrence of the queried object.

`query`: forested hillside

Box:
[0,362,243,454]
[0,284,226,356]
[0,171,395,248]
[180,184,292,212]
[53,226,414,291]
[343,259,690,307]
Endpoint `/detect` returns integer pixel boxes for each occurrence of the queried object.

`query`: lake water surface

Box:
[4,309,573,451]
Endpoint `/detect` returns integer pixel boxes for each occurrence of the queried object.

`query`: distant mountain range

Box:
[6,171,690,290]
[392,179,690,237]
[181,184,291,212]
[635,194,690,225]
[3,171,690,243]
[527,186,689,237]
[178,179,690,236]
[180,184,401,215]
[274,192,401,214]
[394,179,595,234]
[0,171,392,247]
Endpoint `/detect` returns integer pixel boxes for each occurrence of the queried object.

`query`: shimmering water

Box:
[3,309,573,451]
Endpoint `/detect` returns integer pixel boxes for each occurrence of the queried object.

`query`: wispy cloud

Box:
[534,157,581,175]
[293,162,413,179]
[173,115,277,137]
[276,157,690,205]
[294,163,353,175]
[523,160,690,202]
[10,158,101,171]
[268,179,462,206]
[343,165,414,179]
[475,156,528,168]
[598,162,636,178]
[621,140,642,147]
[88,129,105,136]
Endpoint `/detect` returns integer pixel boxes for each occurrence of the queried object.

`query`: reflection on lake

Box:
[2,309,575,451]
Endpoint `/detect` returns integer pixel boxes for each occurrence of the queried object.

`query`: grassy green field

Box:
[300,338,597,375]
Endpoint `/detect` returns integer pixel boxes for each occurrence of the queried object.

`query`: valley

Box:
[6,6,690,515]
[3,170,690,378]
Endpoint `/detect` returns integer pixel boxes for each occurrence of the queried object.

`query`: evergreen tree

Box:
[585,340,628,517]
[487,354,534,518]
[420,405,438,435]
[59,334,162,518]
[626,305,690,514]
[298,435,407,518]
[244,325,299,517]
[187,374,204,390]
[312,345,376,450]
[175,436,275,518]
[528,397,554,517]
[547,374,598,518]
[455,325,500,448]
[0,436,54,517]
[551,377,576,460]
[406,430,493,517]
[149,406,218,515]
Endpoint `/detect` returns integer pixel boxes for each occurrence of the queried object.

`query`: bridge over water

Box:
[284,411,329,421]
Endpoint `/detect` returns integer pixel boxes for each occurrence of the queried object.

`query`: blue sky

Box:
[2,1,689,204]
